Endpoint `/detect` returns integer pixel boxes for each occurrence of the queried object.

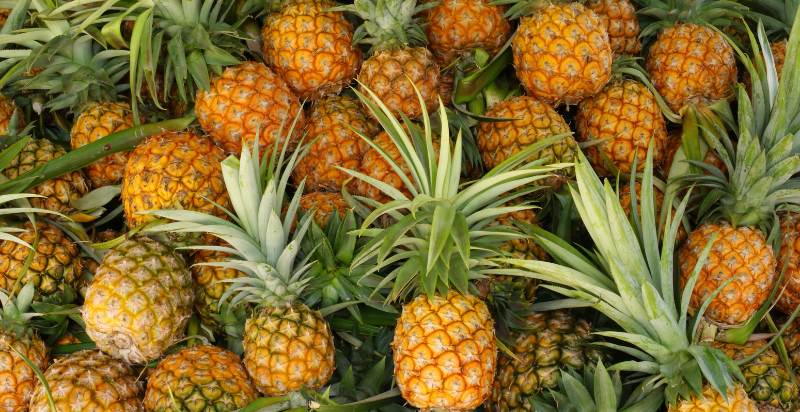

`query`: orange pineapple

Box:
[0,94,20,135]
[586,0,641,55]
[299,191,351,228]
[70,101,135,188]
[424,0,511,65]
[777,212,800,314]
[262,0,362,100]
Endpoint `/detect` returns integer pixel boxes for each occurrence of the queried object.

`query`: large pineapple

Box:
[121,130,229,229]
[262,0,362,100]
[292,94,378,192]
[586,0,641,55]
[195,61,305,154]
[506,1,613,105]
[144,345,258,411]
[146,129,335,396]
[347,85,558,410]
[29,350,142,412]
[336,0,440,119]
[70,101,135,188]
[2,138,89,215]
[82,237,194,363]
[424,0,511,65]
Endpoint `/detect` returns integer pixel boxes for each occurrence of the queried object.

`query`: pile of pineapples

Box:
[0,0,799,411]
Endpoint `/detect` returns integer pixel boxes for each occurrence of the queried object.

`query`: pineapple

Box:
[713,342,798,411]
[82,237,194,363]
[292,95,378,192]
[191,247,244,330]
[777,212,800,314]
[660,129,727,178]
[575,60,668,176]
[424,0,512,65]
[121,130,229,229]
[298,191,351,228]
[262,0,362,100]
[29,350,142,412]
[488,310,595,412]
[668,385,757,411]
[2,138,89,215]
[0,8,8,28]
[505,1,613,105]
[0,222,81,298]
[0,284,48,412]
[144,345,258,411]
[0,95,21,135]
[70,102,135,188]
[347,84,558,409]
[586,0,641,55]
[195,61,305,154]
[336,0,440,119]
[145,128,335,396]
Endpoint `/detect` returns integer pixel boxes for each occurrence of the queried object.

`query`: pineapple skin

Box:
[646,23,737,112]
[29,350,142,412]
[299,191,350,228]
[393,292,496,410]
[0,94,18,135]
[195,62,305,154]
[191,248,244,330]
[292,95,378,192]
[70,101,135,188]
[511,3,613,105]
[121,131,229,229]
[777,212,800,314]
[357,47,440,119]
[424,0,511,65]
[668,384,757,412]
[0,222,81,298]
[82,237,194,364]
[262,0,361,101]
[0,332,47,412]
[679,223,776,327]
[144,345,258,411]
[714,342,799,411]
[576,79,668,176]
[2,139,89,215]
[243,304,335,396]
[586,0,641,55]
[487,310,593,412]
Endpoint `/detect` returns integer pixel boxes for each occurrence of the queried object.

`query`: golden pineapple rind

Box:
[243,304,335,396]
[393,292,496,410]
[586,0,641,55]
[82,237,194,364]
[667,384,757,412]
[425,0,511,65]
[191,248,244,329]
[777,212,800,314]
[299,191,350,228]
[511,3,613,105]
[70,101,135,188]
[0,94,17,135]
[0,332,47,412]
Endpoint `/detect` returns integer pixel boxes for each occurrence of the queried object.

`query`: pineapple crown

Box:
[635,0,747,38]
[347,83,566,302]
[0,284,39,339]
[146,115,316,309]
[683,15,800,229]
[333,0,432,54]
[500,150,744,405]
[742,0,798,36]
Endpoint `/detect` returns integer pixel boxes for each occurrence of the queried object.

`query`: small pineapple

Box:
[262,0,362,100]
[70,101,135,188]
[195,61,305,154]
[713,342,798,411]
[144,345,258,411]
[668,384,757,412]
[29,350,142,412]
[121,130,229,229]
[82,237,194,363]
[298,191,351,228]
[586,0,641,55]
[424,0,512,65]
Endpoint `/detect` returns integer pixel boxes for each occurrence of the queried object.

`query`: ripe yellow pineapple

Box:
[586,0,641,55]
[299,191,351,228]
[509,2,613,105]
[82,237,194,363]
[337,0,440,119]
[29,350,142,412]
[191,247,243,330]
[668,384,757,412]
[70,101,135,188]
[262,0,361,100]
[292,95,378,192]
[195,61,304,154]
[424,0,511,65]
[776,212,800,314]
[0,222,81,297]
[576,77,668,176]
[121,130,229,229]
[144,345,258,411]
[2,138,89,215]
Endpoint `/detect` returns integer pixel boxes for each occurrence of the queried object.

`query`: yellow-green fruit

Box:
[0,332,47,412]
[191,248,243,329]
[122,131,229,229]
[511,3,612,105]
[668,384,757,412]
[262,0,361,100]
[243,304,335,396]
[144,345,258,411]
[82,237,194,364]
[393,291,496,410]
[576,79,668,176]
[425,0,511,65]
[357,47,440,119]
[70,102,135,188]
[714,342,798,411]
[29,350,142,412]
[2,138,89,215]
[0,222,81,297]
[195,61,305,154]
